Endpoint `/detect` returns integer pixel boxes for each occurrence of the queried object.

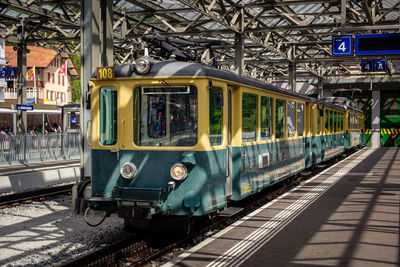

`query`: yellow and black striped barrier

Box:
[362,129,400,135]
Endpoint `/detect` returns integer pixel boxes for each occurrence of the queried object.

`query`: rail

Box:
[0,133,80,165]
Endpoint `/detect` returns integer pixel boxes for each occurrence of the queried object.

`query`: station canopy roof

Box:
[1,0,399,83]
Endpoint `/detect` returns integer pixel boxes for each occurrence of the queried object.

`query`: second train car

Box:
[76,57,364,231]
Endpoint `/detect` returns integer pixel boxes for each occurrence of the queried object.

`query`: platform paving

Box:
[165,148,400,267]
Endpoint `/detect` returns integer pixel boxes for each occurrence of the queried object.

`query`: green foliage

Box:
[71,78,80,103]
[70,54,81,103]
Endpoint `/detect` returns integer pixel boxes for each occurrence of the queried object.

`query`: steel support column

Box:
[16,22,27,133]
[289,45,297,92]
[235,33,244,76]
[80,0,113,179]
[371,89,380,148]
[289,63,296,92]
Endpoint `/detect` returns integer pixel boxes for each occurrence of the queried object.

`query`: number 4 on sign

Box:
[338,42,346,52]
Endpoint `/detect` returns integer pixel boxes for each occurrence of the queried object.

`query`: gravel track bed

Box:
[0,196,134,266]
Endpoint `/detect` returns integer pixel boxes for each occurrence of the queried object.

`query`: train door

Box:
[225,86,233,198]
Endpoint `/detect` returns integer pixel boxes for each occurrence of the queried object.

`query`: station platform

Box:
[0,159,80,194]
[165,147,400,267]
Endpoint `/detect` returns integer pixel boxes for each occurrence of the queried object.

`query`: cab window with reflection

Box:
[287,101,295,137]
[210,87,223,146]
[275,99,286,138]
[261,96,272,140]
[100,87,117,145]
[134,85,198,146]
[242,92,258,142]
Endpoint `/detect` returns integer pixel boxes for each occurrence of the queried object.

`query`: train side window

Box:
[210,87,223,146]
[297,103,304,136]
[275,99,286,138]
[99,86,117,146]
[348,114,351,130]
[242,92,258,142]
[287,101,295,137]
[334,112,338,132]
[317,107,322,134]
[325,110,330,134]
[260,96,272,140]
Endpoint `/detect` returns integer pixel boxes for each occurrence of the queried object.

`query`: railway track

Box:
[61,149,356,267]
[0,184,73,208]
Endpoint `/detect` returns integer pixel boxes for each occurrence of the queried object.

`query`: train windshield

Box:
[134,85,198,147]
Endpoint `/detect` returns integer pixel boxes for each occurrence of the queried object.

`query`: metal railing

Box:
[0,133,80,165]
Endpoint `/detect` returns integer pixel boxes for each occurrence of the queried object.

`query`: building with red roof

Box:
[4,46,79,105]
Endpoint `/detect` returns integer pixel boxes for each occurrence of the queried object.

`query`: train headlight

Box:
[120,162,137,179]
[135,57,151,74]
[170,163,187,181]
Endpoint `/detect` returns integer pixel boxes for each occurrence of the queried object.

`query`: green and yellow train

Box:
[77,57,364,231]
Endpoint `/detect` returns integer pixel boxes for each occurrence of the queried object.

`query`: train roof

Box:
[96,57,314,102]
[94,57,360,112]
[316,97,363,113]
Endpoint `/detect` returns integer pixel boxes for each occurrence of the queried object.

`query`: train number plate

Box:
[96,66,115,80]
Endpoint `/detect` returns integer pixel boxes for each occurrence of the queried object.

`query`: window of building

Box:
[62,76,65,86]
[100,87,118,146]
[209,87,223,146]
[52,73,54,83]
[242,92,258,142]
[260,96,272,140]
[48,72,50,82]
[275,99,286,138]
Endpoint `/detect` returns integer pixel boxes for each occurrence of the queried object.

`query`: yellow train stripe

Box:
[396,129,399,135]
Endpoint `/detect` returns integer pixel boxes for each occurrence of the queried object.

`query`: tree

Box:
[70,54,81,103]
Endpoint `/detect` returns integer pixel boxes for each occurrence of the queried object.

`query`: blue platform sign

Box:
[361,59,388,72]
[0,67,17,79]
[71,117,77,124]
[16,104,33,111]
[332,35,353,56]
[355,33,400,55]
[374,59,387,72]
[361,60,374,72]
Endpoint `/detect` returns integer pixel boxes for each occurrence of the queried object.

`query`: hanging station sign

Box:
[332,35,353,56]
[355,33,400,55]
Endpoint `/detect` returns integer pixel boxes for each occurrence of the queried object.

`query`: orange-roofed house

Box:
[4,46,79,105]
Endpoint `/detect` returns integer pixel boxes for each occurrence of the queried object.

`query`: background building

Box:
[4,46,78,105]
